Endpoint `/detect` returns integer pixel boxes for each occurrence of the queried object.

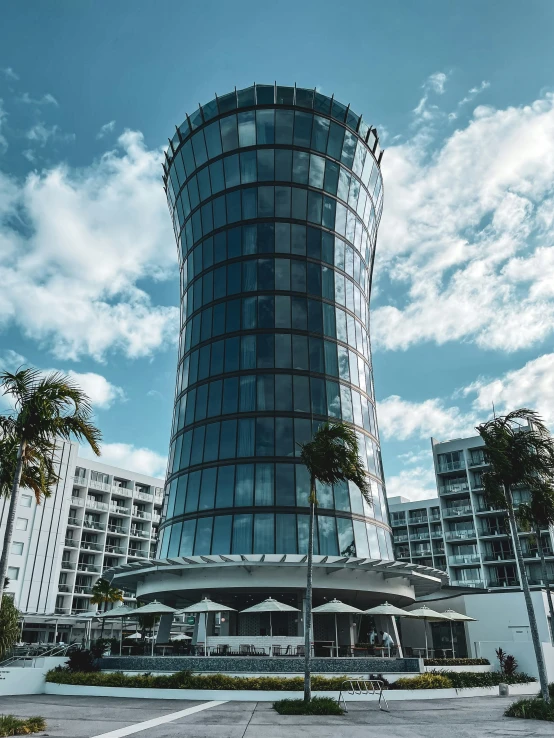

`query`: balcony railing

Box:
[152,514,161,524]
[86,498,109,511]
[439,485,470,496]
[489,578,519,588]
[107,524,126,534]
[61,561,76,570]
[128,550,147,558]
[70,497,85,507]
[154,493,164,504]
[135,491,153,502]
[64,538,79,548]
[109,505,130,515]
[448,554,481,565]
[105,545,125,555]
[469,456,488,467]
[390,518,406,527]
[73,475,87,486]
[412,549,432,557]
[83,520,105,531]
[431,531,443,539]
[89,478,111,492]
[112,485,133,498]
[409,532,430,541]
[452,580,486,588]
[408,515,428,525]
[67,516,81,526]
[132,510,152,521]
[77,563,101,573]
[445,529,477,541]
[74,585,93,595]
[480,528,507,537]
[80,541,102,552]
[130,529,149,538]
[443,505,473,518]
[483,552,514,562]
[393,534,409,542]
[58,584,71,592]
[438,460,465,473]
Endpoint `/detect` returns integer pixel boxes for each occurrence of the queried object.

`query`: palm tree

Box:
[516,482,554,643]
[91,578,124,636]
[477,408,554,702]
[299,420,371,702]
[0,368,102,606]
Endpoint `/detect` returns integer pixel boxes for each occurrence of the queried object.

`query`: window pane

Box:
[318,515,338,555]
[276,513,297,553]
[232,514,253,553]
[275,110,294,144]
[276,463,295,505]
[235,464,254,505]
[212,515,232,554]
[240,150,257,183]
[255,463,274,505]
[238,111,256,147]
[256,417,274,456]
[311,115,330,153]
[219,419,237,459]
[199,467,217,510]
[275,417,294,457]
[254,514,274,553]
[220,114,238,152]
[194,516,213,555]
[216,465,235,508]
[237,418,255,456]
[337,517,356,556]
[256,109,275,144]
[179,519,196,556]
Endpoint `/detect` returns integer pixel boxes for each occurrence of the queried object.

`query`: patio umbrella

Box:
[364,602,418,659]
[130,601,177,655]
[407,606,452,658]
[176,598,236,656]
[95,605,138,656]
[170,633,192,641]
[125,631,142,640]
[312,599,363,657]
[240,598,299,638]
[442,609,477,657]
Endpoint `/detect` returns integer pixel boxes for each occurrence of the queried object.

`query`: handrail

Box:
[337,679,389,712]
[0,643,80,668]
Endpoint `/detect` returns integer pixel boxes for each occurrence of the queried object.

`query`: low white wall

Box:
[475,640,554,681]
[424,665,492,673]
[44,682,538,701]
[0,667,47,696]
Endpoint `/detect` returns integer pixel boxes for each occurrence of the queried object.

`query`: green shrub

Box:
[65,649,99,673]
[0,714,46,736]
[441,671,534,689]
[424,658,489,666]
[393,673,453,690]
[505,697,554,722]
[273,697,344,715]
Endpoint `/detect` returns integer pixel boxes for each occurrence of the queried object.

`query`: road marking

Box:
[90,700,228,738]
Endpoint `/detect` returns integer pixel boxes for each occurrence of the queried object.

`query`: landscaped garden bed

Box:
[505,684,554,723]
[0,715,45,736]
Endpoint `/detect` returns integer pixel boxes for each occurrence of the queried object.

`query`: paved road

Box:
[0,694,550,737]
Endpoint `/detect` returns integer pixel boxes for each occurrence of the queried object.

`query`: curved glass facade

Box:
[158,84,392,563]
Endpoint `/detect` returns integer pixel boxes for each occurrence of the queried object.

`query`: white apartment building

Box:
[388,433,554,591]
[0,440,164,617]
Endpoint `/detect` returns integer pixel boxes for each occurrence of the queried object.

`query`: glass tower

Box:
[159,84,392,565]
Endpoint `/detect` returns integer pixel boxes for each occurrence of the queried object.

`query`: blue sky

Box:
[1,1,554,499]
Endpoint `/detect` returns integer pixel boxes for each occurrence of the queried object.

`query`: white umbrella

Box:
[442,609,477,658]
[125,631,142,640]
[240,598,299,638]
[408,606,452,658]
[176,598,236,656]
[95,605,139,656]
[170,633,192,641]
[130,601,177,655]
[364,602,418,659]
[312,599,363,657]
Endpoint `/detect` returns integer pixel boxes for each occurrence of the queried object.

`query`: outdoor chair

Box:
[295,645,305,656]
[239,644,251,655]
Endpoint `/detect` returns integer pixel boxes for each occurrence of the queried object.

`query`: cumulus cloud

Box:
[1,68,18,81]
[0,130,178,361]
[64,370,125,409]
[374,91,554,352]
[18,92,58,106]
[26,122,74,145]
[96,120,116,139]
[79,441,167,477]
[0,100,7,152]
[385,450,438,502]
[378,395,473,441]
[412,71,449,124]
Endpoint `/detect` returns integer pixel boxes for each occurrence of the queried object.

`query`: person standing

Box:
[380,630,395,656]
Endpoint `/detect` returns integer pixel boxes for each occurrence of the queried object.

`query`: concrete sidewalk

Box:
[0,694,550,737]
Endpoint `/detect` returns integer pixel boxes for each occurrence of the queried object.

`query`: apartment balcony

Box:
[89,478,111,493]
[437,460,465,473]
[86,498,109,512]
[527,577,554,586]
[475,503,503,514]
[433,547,446,555]
[480,528,507,538]
[135,490,153,503]
[73,475,87,487]
[439,484,470,495]
[409,532,430,541]
[448,554,481,565]
[112,485,133,498]
[429,514,441,522]
[80,541,103,552]
[468,457,488,468]
[452,579,486,588]
[109,505,130,516]
[64,538,79,548]
[445,529,477,541]
[442,505,473,518]
[67,516,81,526]
[70,497,85,507]
[390,518,406,528]
[61,561,76,570]
[393,533,409,543]
[154,493,164,505]
[489,578,519,588]
[74,585,93,595]
[58,584,71,593]
[483,552,514,562]
[132,510,152,521]
[430,531,444,539]
[412,549,432,557]
[395,551,411,560]
[127,550,147,559]
[105,545,125,555]
[55,607,71,615]
[152,513,161,524]
[130,528,149,539]
[77,563,101,573]
[83,520,106,532]
[107,524,127,535]
[408,515,428,525]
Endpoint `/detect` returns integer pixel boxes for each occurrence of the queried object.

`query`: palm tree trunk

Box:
[535,525,554,644]
[505,487,550,701]
[0,440,26,607]
[303,477,316,703]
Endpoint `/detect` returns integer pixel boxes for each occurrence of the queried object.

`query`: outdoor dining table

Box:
[154,645,173,656]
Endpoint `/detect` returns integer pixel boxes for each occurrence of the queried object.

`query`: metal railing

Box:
[112,486,133,498]
[109,505,130,515]
[61,561,76,570]
[105,545,125,555]
[337,680,389,712]
[74,585,93,595]
[443,505,473,517]
[86,498,109,511]
[408,515,428,524]
[80,541,102,551]
[439,484,470,494]
[77,563,101,573]
[73,475,87,485]
[107,525,126,534]
[132,510,152,520]
[89,479,111,492]
[130,528,149,538]
[67,517,81,526]
[409,532,430,540]
[83,520,105,531]
[437,460,465,472]
[0,643,80,668]
[445,529,476,540]
[64,538,79,548]
[70,497,85,507]
[448,554,480,565]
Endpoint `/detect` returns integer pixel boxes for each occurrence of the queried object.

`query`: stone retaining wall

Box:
[100,655,420,673]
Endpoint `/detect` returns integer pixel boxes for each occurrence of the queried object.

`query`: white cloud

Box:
[1,68,18,81]
[0,130,178,361]
[464,353,554,427]
[26,122,74,145]
[377,395,473,441]
[79,441,167,477]
[96,120,116,139]
[412,71,449,124]
[18,92,58,106]
[0,100,7,152]
[457,80,490,108]
[374,91,554,352]
[64,370,125,409]
[385,461,438,502]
